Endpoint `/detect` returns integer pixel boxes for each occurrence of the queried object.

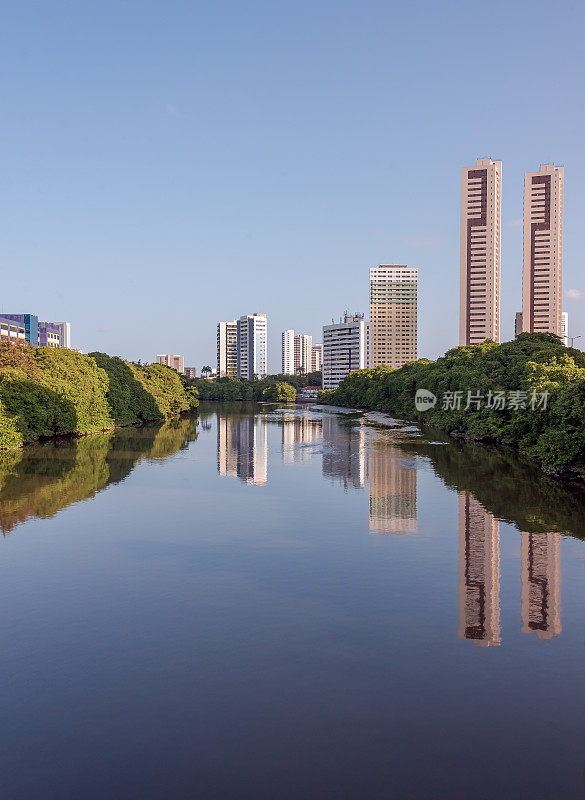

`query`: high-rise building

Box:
[460,158,502,346]
[282,329,295,374]
[322,313,370,390]
[369,265,418,368]
[237,313,267,379]
[458,493,501,646]
[522,165,564,337]
[521,532,561,639]
[311,344,323,373]
[217,320,238,378]
[515,312,523,339]
[561,312,568,346]
[184,367,197,379]
[294,334,312,375]
[156,354,184,373]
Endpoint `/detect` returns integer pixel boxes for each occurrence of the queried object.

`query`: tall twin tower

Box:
[460,159,564,346]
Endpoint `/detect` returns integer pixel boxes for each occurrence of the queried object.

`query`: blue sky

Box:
[1,0,584,369]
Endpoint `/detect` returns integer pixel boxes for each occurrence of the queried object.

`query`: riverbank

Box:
[318,333,585,477]
[0,343,198,450]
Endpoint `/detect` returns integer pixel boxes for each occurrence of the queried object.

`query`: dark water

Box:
[1,404,584,799]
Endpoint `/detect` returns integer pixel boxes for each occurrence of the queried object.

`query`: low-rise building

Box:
[156,354,185,373]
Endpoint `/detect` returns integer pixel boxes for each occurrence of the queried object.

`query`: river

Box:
[0,403,584,799]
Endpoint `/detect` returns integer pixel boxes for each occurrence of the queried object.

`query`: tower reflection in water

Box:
[521,531,561,639]
[458,493,501,647]
[217,414,267,486]
[458,493,562,645]
[213,411,563,642]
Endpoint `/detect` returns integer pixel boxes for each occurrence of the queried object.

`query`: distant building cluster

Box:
[202,161,572,384]
[0,314,72,350]
[281,330,322,375]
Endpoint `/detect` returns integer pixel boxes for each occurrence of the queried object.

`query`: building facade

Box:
[184,367,197,379]
[322,313,370,390]
[294,334,312,375]
[38,322,61,347]
[522,164,564,337]
[156,354,185,373]
[369,265,417,368]
[311,344,323,373]
[217,320,238,378]
[460,158,502,346]
[561,312,568,346]
[520,531,561,639]
[282,329,295,374]
[0,316,27,343]
[237,313,267,379]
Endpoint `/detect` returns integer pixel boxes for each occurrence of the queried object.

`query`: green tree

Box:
[262,382,296,402]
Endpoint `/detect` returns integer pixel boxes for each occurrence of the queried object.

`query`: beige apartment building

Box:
[522,164,564,337]
[311,344,322,372]
[369,265,417,368]
[156,354,184,373]
[460,158,501,346]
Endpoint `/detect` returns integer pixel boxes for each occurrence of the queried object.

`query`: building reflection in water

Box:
[217,415,267,486]
[321,415,367,489]
[281,410,322,464]
[213,412,563,643]
[521,532,561,639]
[458,493,501,647]
[368,443,417,534]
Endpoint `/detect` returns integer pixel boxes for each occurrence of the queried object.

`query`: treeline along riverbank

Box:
[187,371,322,402]
[319,333,585,477]
[0,343,198,449]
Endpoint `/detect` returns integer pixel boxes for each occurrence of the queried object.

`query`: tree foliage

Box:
[0,342,198,450]
[319,333,585,475]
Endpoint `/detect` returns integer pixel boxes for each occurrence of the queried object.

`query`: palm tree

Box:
[201,365,212,379]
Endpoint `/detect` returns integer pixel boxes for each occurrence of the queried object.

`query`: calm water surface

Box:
[1,404,584,799]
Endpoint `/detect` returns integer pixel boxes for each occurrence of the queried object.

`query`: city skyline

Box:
[2,1,583,368]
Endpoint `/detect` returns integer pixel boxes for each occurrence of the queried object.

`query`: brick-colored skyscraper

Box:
[522,164,564,337]
[460,158,502,346]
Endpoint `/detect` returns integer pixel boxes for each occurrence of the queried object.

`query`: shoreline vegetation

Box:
[0,343,198,450]
[318,333,585,478]
[186,371,321,402]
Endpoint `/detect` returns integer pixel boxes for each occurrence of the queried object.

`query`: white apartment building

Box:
[217,320,238,377]
[460,158,502,346]
[156,354,184,373]
[237,313,267,379]
[522,164,564,337]
[370,265,418,368]
[282,329,295,374]
[322,313,370,390]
